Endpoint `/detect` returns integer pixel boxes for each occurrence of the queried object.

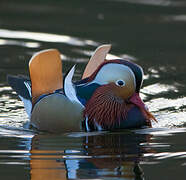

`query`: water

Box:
[0,0,186,179]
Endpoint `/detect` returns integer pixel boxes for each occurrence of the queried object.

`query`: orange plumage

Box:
[84,84,134,128]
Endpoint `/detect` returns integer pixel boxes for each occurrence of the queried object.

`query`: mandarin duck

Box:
[8,45,156,133]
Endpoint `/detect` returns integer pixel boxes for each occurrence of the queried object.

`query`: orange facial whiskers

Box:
[83,85,132,128]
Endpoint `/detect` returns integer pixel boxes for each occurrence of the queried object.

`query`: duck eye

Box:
[115,80,125,87]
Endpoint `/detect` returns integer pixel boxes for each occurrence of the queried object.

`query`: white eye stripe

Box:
[92,63,136,88]
[115,79,125,87]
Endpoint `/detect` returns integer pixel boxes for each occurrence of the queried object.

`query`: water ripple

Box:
[112,0,186,7]
[144,152,186,159]
[0,29,98,46]
[141,83,178,95]
[0,39,40,48]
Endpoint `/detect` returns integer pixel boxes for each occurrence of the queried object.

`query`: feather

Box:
[84,84,129,128]
[7,75,32,117]
[64,65,84,108]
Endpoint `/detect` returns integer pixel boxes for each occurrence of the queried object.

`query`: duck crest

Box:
[84,84,132,128]
[86,60,122,82]
[86,59,142,88]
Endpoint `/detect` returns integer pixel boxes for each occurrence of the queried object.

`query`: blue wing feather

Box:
[7,75,32,117]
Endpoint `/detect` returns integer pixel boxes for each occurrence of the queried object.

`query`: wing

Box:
[82,44,111,79]
[7,75,32,117]
[29,49,63,104]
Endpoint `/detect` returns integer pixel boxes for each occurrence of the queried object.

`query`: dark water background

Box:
[0,0,186,179]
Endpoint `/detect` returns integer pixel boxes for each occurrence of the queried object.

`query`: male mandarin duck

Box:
[8,45,156,133]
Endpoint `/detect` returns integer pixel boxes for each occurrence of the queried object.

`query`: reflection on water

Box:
[0,129,185,179]
[1,0,186,179]
[29,132,150,180]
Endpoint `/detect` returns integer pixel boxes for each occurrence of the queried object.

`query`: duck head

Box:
[76,59,156,130]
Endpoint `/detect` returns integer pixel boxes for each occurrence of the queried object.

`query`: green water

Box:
[0,0,186,179]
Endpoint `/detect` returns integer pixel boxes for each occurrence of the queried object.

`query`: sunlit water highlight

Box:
[113,0,186,7]
[0,29,98,47]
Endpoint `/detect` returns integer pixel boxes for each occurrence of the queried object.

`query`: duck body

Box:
[8,46,156,133]
[31,92,84,132]
[8,76,84,132]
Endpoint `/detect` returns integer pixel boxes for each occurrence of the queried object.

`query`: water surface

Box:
[0,0,186,179]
